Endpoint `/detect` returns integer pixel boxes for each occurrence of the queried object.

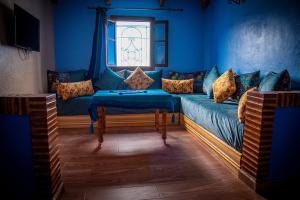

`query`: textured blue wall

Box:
[54,0,205,72]
[203,0,300,88]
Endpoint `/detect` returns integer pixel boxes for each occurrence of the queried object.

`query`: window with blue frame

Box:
[106,16,168,68]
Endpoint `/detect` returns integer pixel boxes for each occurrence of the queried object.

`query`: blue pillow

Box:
[126,69,163,89]
[69,69,88,82]
[259,70,291,92]
[203,66,219,98]
[94,68,126,90]
[259,72,281,92]
[232,71,260,100]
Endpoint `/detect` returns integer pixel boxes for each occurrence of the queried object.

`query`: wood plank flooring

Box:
[58,127,264,200]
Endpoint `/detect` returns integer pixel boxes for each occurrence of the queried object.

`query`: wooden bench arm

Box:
[240,91,300,191]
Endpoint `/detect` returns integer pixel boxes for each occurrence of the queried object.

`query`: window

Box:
[106,16,168,68]
[116,21,151,67]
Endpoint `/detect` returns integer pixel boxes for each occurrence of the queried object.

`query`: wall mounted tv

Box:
[14,4,40,52]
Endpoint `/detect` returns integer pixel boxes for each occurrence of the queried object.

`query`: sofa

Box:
[49,67,300,192]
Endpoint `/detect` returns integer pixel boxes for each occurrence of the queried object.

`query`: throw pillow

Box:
[232,71,260,101]
[124,67,154,90]
[259,72,281,92]
[238,87,257,123]
[126,69,163,89]
[162,78,194,94]
[94,68,126,90]
[203,66,219,98]
[57,80,94,101]
[212,68,236,103]
[47,69,88,93]
[275,69,291,91]
[69,69,88,82]
[259,70,291,92]
[168,70,207,93]
[116,69,127,78]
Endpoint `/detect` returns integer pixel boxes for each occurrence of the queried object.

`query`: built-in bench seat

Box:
[179,94,244,152]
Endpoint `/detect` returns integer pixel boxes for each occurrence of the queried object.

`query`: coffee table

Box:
[88,89,175,150]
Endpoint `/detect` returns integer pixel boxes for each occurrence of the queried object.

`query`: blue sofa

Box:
[52,68,244,152]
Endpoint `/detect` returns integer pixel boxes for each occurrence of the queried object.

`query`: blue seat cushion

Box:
[179,94,244,152]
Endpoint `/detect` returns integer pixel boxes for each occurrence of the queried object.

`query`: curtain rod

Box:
[88,6,184,12]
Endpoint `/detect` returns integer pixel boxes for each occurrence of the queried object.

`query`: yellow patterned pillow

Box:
[57,80,94,101]
[238,87,257,123]
[212,68,236,103]
[124,67,154,90]
[162,78,194,94]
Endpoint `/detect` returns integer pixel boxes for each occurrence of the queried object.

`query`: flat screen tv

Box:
[14,4,40,52]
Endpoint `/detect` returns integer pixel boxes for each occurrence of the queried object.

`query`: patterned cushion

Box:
[162,78,194,94]
[232,71,260,101]
[212,68,236,103]
[94,68,126,90]
[168,70,207,93]
[57,80,94,101]
[47,70,71,93]
[203,66,219,98]
[126,69,163,89]
[47,70,88,93]
[124,67,154,90]
[238,87,257,123]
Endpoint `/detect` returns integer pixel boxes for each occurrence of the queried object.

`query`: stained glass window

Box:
[116,21,151,67]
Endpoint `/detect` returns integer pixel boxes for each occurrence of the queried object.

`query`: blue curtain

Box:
[88,8,107,82]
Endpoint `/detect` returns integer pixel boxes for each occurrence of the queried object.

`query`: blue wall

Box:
[203,0,300,88]
[54,0,205,73]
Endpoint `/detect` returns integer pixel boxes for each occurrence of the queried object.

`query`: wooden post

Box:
[240,91,300,192]
[155,109,160,132]
[0,94,64,200]
[162,110,167,144]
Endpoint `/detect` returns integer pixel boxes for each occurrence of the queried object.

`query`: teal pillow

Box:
[259,70,291,92]
[94,68,126,90]
[203,66,219,98]
[69,69,88,82]
[259,72,281,92]
[126,69,163,89]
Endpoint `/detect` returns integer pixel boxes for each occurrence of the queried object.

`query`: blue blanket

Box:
[88,89,175,133]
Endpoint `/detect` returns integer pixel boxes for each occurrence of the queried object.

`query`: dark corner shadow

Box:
[0,2,14,46]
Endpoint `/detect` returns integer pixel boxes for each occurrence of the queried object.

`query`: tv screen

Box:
[14,4,40,52]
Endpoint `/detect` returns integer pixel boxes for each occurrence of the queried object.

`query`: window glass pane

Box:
[116,21,151,67]
[107,21,116,65]
[154,42,165,65]
[154,23,165,41]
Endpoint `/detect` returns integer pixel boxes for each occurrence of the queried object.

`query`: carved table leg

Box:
[155,109,160,132]
[162,110,167,145]
[96,107,105,151]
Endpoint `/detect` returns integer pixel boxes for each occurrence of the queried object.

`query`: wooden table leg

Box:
[162,110,167,145]
[155,109,160,132]
[96,107,105,151]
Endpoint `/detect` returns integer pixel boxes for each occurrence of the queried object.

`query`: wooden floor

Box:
[58,127,264,200]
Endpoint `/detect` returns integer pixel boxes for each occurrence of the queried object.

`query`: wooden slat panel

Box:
[240,91,300,192]
[0,94,63,200]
